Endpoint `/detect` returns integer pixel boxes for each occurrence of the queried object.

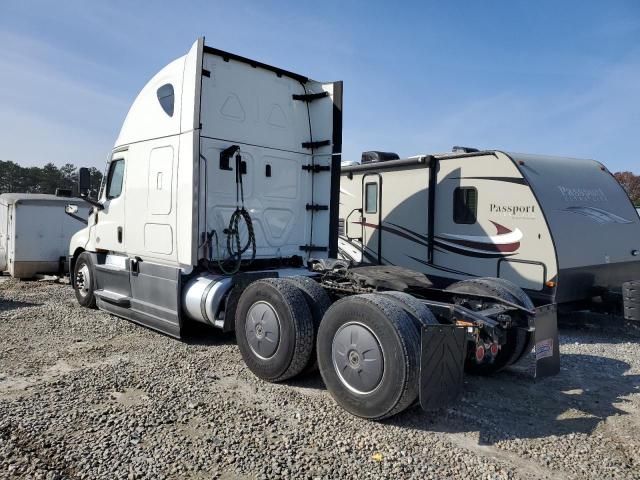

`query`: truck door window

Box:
[454,187,477,224]
[365,183,378,214]
[106,159,125,199]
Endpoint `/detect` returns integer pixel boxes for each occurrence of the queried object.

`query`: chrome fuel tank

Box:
[182,274,233,327]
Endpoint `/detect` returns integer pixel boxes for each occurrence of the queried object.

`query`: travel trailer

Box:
[339,150,640,319]
[0,193,89,278]
[66,40,557,420]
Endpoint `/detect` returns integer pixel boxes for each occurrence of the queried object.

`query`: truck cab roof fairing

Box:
[114,39,202,148]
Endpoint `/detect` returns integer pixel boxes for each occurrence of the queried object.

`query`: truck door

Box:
[361,174,382,264]
[94,154,127,253]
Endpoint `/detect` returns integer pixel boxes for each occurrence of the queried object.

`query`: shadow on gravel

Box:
[180,321,237,346]
[281,372,326,390]
[387,352,640,445]
[0,298,42,312]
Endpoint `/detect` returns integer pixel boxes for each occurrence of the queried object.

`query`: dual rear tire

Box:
[234,277,332,382]
[235,281,431,420]
[316,293,425,420]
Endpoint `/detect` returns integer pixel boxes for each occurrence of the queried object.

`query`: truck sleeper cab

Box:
[69,40,557,420]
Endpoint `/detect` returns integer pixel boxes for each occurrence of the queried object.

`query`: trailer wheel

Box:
[475,278,534,309]
[378,291,438,328]
[474,278,534,365]
[317,294,420,420]
[285,276,332,373]
[73,252,97,309]
[446,279,529,374]
[235,278,314,382]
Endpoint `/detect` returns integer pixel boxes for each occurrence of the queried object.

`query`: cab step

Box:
[95,289,131,307]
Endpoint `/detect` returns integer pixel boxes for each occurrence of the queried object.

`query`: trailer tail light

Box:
[475,345,485,362]
[489,343,499,356]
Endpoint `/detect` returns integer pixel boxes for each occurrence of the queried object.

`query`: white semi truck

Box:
[67,39,558,420]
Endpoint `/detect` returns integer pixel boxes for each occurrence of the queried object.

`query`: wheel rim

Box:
[76,264,91,297]
[332,322,384,394]
[245,301,281,359]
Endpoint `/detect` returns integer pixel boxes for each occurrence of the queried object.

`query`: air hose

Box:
[208,146,256,275]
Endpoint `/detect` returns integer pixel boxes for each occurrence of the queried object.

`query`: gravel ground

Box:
[1,278,639,480]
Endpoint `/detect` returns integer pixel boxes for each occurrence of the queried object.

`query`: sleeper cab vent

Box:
[338,218,345,236]
[361,151,399,164]
[157,84,175,117]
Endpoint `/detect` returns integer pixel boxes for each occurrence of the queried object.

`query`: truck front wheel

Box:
[73,252,97,309]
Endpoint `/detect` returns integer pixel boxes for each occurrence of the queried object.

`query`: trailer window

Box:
[365,183,378,214]
[106,159,125,199]
[454,187,477,224]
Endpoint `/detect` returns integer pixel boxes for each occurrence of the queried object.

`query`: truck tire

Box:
[285,276,332,373]
[235,278,314,382]
[378,291,438,328]
[73,252,97,309]
[317,294,420,420]
[445,278,529,374]
[476,278,534,310]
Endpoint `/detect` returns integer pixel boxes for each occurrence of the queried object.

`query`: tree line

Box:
[0,160,103,198]
[0,159,638,206]
[613,172,640,206]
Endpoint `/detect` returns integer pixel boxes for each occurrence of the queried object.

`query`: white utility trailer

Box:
[0,193,89,278]
[67,39,558,420]
[339,149,640,321]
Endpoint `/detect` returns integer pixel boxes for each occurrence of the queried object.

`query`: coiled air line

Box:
[207,145,256,275]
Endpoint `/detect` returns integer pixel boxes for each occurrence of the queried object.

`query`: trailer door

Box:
[0,204,7,271]
[362,174,382,264]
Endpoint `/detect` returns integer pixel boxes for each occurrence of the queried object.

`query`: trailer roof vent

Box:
[452,146,479,153]
[361,151,400,164]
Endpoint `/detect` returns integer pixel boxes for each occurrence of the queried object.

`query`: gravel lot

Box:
[1,278,639,479]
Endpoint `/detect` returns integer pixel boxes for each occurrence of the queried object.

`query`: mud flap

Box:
[419,324,467,411]
[533,303,560,378]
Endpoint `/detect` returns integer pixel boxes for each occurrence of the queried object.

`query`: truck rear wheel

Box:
[317,294,420,420]
[378,291,438,328]
[235,278,314,382]
[73,252,97,309]
[285,276,332,373]
[446,278,530,375]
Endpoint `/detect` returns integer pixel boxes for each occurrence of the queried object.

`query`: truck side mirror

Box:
[65,204,79,215]
[79,167,91,196]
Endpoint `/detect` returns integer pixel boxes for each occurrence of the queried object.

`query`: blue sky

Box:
[0,0,638,172]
